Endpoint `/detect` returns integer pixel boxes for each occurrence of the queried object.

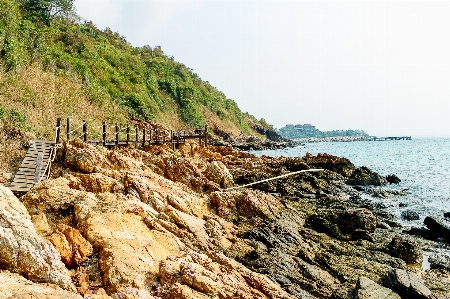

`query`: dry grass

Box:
[0,65,127,175]
[0,65,126,139]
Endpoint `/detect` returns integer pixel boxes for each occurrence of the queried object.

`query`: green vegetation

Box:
[277,125,369,139]
[0,0,267,139]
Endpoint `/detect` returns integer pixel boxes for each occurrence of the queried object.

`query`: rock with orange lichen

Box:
[0,270,82,299]
[49,223,93,268]
[209,189,283,220]
[158,251,294,299]
[0,186,76,292]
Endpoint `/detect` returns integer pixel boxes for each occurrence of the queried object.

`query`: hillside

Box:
[0,0,271,172]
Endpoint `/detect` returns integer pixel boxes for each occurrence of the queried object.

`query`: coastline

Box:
[1,140,449,298]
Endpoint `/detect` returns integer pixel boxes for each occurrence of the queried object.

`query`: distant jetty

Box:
[372,136,412,141]
[294,136,412,143]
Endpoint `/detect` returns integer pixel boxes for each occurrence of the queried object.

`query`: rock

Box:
[385,268,432,299]
[377,222,391,229]
[348,166,388,186]
[0,186,75,291]
[49,223,93,268]
[403,227,432,239]
[402,210,420,221]
[210,189,283,220]
[202,160,234,188]
[424,216,450,241]
[354,276,400,299]
[352,229,374,242]
[429,253,450,272]
[337,208,377,234]
[386,174,401,184]
[386,220,402,228]
[32,213,52,236]
[387,236,422,265]
[0,270,82,299]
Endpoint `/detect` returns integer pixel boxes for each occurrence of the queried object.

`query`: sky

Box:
[75,1,450,137]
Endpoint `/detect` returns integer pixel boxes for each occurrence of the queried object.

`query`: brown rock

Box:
[49,223,93,268]
[0,186,75,291]
[337,208,377,234]
[0,270,82,299]
[387,236,422,265]
[203,160,234,188]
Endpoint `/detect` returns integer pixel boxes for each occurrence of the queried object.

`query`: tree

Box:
[19,0,74,24]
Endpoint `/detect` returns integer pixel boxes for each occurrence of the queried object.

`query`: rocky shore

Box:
[1,140,450,298]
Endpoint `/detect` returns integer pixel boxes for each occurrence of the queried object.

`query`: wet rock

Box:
[0,270,82,299]
[402,210,420,221]
[386,174,401,184]
[385,268,432,299]
[352,229,374,242]
[403,227,432,239]
[348,166,388,186]
[387,236,422,265]
[429,253,450,272]
[377,222,391,229]
[303,152,355,177]
[354,276,400,299]
[386,220,402,228]
[424,216,450,241]
[337,208,377,234]
[0,186,75,291]
[49,223,93,268]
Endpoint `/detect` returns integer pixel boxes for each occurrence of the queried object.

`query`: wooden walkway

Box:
[8,118,209,194]
[8,140,55,194]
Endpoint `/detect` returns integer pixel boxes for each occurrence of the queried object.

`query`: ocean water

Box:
[253,138,450,226]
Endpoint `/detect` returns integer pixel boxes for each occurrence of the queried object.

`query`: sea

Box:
[253,138,450,228]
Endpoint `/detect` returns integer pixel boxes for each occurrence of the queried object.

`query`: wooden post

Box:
[204,124,208,147]
[163,130,166,144]
[34,152,43,184]
[171,130,174,151]
[126,125,130,145]
[115,123,119,145]
[155,129,158,144]
[149,129,153,145]
[82,120,87,142]
[55,118,61,144]
[66,118,71,140]
[142,127,146,147]
[102,121,106,146]
[135,125,139,148]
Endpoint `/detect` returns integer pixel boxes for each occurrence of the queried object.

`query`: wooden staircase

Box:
[8,140,56,194]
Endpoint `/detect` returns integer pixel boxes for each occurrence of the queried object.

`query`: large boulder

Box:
[424,216,450,241]
[0,270,82,299]
[337,208,377,234]
[354,276,400,299]
[387,236,422,265]
[348,166,388,186]
[384,269,432,299]
[0,186,75,291]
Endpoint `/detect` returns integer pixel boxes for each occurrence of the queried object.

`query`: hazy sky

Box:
[75,1,450,137]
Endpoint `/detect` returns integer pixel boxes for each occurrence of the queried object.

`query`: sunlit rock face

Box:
[0,186,76,292]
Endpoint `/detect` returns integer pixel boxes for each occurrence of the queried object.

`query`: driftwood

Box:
[224,168,323,191]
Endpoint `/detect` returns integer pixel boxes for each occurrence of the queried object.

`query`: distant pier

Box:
[372,136,412,141]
